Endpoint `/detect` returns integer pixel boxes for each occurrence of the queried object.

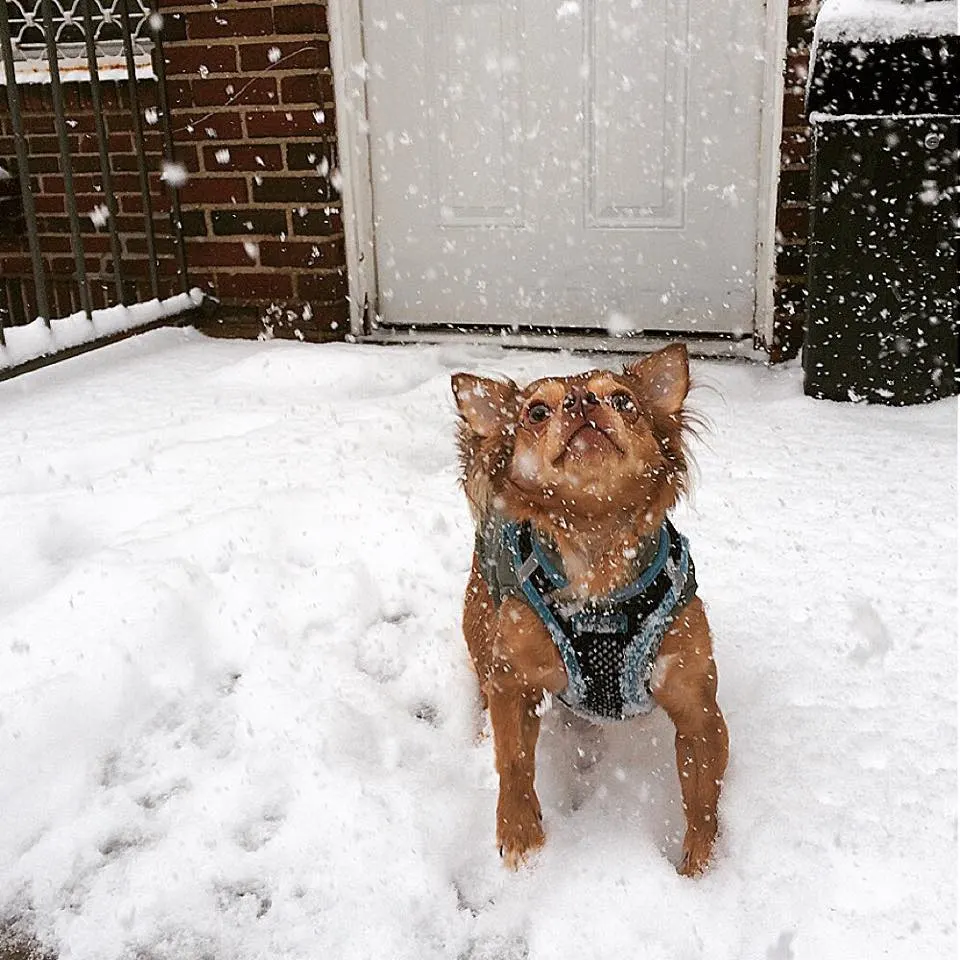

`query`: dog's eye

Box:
[610,392,635,413]
[527,402,551,424]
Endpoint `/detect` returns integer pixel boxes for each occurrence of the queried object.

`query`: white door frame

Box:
[330,0,787,348]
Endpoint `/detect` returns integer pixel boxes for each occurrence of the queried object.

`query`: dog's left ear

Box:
[623,344,689,417]
[451,373,519,438]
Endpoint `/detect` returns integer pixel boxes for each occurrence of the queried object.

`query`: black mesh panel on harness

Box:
[475,514,697,722]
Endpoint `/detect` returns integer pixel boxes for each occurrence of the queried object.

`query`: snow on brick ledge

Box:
[0,288,204,369]
[815,0,959,43]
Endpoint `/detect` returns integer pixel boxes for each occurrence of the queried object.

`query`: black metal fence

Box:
[0,0,193,373]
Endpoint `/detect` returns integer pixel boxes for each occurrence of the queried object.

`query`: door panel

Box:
[363,0,766,333]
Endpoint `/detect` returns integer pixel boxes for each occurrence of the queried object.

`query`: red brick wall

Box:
[770,2,819,362]
[159,0,347,339]
[0,81,183,321]
[0,0,346,339]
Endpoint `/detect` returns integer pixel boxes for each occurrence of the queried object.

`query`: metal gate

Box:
[0,0,196,377]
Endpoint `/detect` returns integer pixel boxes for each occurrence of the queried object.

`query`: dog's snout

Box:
[562,387,601,417]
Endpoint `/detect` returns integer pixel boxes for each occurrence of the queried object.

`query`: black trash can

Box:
[803,17,959,405]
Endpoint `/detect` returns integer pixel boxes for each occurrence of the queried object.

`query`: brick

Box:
[286,141,337,171]
[251,175,331,203]
[164,44,239,76]
[48,255,103,274]
[786,11,817,50]
[784,52,811,88]
[28,155,63,174]
[202,144,284,171]
[216,271,295,300]
[121,236,177,256]
[775,242,808,279]
[172,112,244,141]
[259,239,339,268]
[21,113,96,135]
[292,207,343,236]
[108,133,135,153]
[296,270,347,301]
[165,79,193,110]
[238,42,329,73]
[158,12,187,42]
[33,194,67,214]
[210,208,287,235]
[777,169,811,203]
[179,241,255,267]
[780,130,810,167]
[274,4,327,35]
[782,91,808,129]
[279,73,330,106]
[245,109,331,139]
[179,209,208,236]
[775,204,809,240]
[118,192,172,215]
[771,281,807,360]
[178,176,249,205]
[118,256,182,279]
[192,77,278,107]
[27,135,62,155]
[188,8,274,39]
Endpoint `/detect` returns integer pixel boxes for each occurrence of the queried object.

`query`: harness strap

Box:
[497,517,696,721]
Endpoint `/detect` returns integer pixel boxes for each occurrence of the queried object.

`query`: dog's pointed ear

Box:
[451,373,519,437]
[623,344,690,417]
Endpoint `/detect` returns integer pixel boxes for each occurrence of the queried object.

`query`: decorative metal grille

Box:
[4,0,152,64]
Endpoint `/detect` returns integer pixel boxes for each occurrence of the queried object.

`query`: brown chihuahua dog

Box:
[451,344,728,877]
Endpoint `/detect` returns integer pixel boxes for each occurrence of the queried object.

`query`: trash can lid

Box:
[807,0,959,117]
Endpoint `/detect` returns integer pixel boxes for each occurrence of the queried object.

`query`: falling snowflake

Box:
[267,46,282,64]
[243,241,259,261]
[89,204,110,228]
[144,107,158,125]
[160,161,189,187]
[214,148,231,165]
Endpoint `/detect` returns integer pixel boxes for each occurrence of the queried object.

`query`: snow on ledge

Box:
[0,54,155,85]
[815,0,959,43]
[0,288,204,370]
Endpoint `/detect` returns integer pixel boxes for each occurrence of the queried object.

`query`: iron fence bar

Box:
[81,0,125,305]
[41,0,93,319]
[118,0,159,300]
[150,8,188,295]
[0,2,51,322]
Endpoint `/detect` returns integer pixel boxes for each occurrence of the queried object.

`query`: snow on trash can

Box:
[803,0,958,404]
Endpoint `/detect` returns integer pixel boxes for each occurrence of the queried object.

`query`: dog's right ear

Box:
[451,373,519,438]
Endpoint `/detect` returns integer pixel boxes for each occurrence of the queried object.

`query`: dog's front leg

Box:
[487,684,544,868]
[485,598,567,869]
[652,597,729,877]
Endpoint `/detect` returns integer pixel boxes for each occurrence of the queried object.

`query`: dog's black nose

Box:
[563,387,600,414]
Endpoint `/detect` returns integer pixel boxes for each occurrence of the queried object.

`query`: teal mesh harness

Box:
[476,516,697,722]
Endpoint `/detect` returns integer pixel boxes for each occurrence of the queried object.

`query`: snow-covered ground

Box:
[0,329,955,960]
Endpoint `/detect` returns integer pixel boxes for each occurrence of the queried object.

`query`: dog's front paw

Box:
[677,827,717,877]
[497,795,544,870]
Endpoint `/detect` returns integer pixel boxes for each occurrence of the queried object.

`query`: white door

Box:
[361,0,767,334]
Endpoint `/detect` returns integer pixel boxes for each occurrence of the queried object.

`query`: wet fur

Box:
[452,345,729,875]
